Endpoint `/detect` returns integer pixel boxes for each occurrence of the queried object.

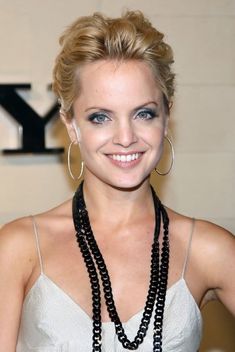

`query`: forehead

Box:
[75,60,163,106]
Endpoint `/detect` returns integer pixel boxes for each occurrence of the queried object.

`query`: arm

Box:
[213,228,235,315]
[0,218,34,351]
[197,221,235,316]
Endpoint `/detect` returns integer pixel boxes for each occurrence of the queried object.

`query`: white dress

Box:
[16,219,202,352]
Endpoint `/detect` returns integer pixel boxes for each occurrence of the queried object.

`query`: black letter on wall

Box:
[0,84,64,154]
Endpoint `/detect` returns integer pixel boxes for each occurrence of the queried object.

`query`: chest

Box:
[26,222,204,322]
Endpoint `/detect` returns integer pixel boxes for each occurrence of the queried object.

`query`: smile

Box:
[110,153,141,162]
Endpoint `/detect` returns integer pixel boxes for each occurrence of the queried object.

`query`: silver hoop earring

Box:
[67,141,84,180]
[155,136,174,176]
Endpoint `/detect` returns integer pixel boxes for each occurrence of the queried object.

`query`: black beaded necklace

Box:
[72,182,169,351]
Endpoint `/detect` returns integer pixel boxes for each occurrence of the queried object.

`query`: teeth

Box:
[112,153,140,162]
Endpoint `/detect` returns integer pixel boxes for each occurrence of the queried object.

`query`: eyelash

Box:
[135,108,158,120]
[88,108,158,125]
[88,113,110,124]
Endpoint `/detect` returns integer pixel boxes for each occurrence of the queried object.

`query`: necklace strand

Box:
[72,182,169,351]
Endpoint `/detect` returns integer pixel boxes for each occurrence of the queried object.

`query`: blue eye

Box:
[88,113,110,124]
[136,109,158,120]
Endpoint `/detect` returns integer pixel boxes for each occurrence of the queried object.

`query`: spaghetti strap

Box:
[181,218,195,278]
[31,216,44,274]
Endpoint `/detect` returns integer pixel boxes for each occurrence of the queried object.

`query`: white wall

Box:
[0,1,234,350]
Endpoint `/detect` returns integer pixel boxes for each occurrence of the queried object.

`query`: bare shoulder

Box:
[166,208,195,242]
[167,208,234,250]
[0,199,73,278]
[31,199,74,242]
[0,216,39,282]
[171,209,234,268]
[193,218,234,260]
[192,219,235,284]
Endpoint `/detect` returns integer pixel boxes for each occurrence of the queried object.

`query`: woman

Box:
[0,11,234,352]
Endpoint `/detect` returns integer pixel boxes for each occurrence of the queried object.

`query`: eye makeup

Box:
[135,107,159,120]
[86,102,160,125]
[87,112,111,124]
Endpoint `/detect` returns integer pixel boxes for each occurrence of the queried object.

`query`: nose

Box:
[112,120,138,147]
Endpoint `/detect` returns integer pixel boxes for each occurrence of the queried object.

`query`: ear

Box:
[60,112,78,143]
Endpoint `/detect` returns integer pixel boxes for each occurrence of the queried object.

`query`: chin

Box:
[85,167,151,191]
[106,175,149,191]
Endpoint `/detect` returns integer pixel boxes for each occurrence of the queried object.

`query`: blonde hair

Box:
[53,11,175,118]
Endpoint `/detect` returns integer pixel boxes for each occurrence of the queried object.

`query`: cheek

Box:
[78,128,111,152]
[140,126,165,146]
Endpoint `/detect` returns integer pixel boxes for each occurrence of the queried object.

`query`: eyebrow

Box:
[85,107,113,113]
[132,101,159,113]
[84,101,159,113]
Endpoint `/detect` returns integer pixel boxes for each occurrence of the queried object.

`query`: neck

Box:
[82,176,154,225]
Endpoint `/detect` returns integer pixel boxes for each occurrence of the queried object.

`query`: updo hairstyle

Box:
[53,10,175,119]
